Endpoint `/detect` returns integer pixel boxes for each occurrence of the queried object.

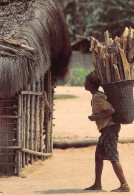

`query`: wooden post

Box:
[22,95,26,168]
[21,95,24,168]
[17,95,21,176]
[25,95,30,165]
[40,92,45,160]
[46,70,53,153]
[35,83,40,161]
[30,83,35,164]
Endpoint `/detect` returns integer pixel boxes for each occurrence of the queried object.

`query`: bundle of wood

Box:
[90,27,134,83]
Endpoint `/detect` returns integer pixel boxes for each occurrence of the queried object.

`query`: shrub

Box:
[69,67,92,86]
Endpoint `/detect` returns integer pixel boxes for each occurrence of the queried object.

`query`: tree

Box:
[59,0,134,41]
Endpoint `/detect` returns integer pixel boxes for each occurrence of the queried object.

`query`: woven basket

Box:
[102,80,134,124]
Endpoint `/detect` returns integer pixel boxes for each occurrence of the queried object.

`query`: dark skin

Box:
[84,81,128,190]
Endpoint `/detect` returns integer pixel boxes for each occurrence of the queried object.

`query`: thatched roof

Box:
[0,0,72,98]
[71,35,90,53]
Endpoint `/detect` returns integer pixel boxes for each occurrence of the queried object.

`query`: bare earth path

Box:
[0,86,134,195]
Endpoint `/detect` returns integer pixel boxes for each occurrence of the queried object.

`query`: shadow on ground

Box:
[35,188,106,194]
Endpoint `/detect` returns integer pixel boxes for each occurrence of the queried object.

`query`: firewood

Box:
[110,54,114,82]
[104,30,110,49]
[105,53,112,83]
[117,54,125,80]
[118,47,131,80]
[107,47,118,54]
[109,38,114,47]
[114,36,121,45]
[121,27,129,38]
[113,64,121,81]
[92,53,102,82]
[97,60,104,83]
[90,28,134,84]
[90,36,95,50]
[128,39,134,63]
[128,27,133,49]
[121,27,129,51]
[98,47,107,83]
[130,62,134,79]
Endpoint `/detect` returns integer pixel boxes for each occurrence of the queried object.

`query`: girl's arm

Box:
[88,107,115,121]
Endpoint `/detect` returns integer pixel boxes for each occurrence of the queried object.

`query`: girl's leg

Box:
[94,153,104,186]
[111,161,130,192]
[111,161,127,184]
[84,153,103,190]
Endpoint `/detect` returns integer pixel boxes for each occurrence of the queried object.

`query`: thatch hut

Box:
[0,0,71,176]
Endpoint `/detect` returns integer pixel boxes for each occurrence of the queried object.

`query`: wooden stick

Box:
[21,91,42,96]
[17,95,21,176]
[22,95,26,168]
[110,54,115,82]
[128,27,133,49]
[0,146,21,149]
[0,39,35,52]
[113,64,121,81]
[98,47,107,83]
[30,83,36,164]
[104,30,110,49]
[0,115,21,118]
[21,95,25,169]
[117,54,124,80]
[40,92,45,160]
[92,52,102,81]
[45,70,53,153]
[121,27,129,52]
[35,83,40,161]
[128,39,134,64]
[130,62,134,79]
[44,92,52,115]
[118,47,131,80]
[105,53,112,83]
[22,148,52,157]
[25,95,30,165]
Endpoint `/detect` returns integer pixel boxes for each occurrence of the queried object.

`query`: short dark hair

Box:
[85,71,100,90]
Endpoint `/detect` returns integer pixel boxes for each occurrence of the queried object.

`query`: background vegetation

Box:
[59,0,134,42]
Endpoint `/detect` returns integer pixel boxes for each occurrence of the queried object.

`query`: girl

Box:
[84,71,130,192]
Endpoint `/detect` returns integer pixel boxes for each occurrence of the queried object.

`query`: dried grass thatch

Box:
[0,0,72,98]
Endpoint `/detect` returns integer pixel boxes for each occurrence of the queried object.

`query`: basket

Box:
[102,80,134,124]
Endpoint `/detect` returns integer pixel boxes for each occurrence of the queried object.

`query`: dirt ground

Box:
[0,86,134,195]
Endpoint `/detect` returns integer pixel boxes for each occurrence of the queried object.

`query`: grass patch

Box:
[54,94,78,99]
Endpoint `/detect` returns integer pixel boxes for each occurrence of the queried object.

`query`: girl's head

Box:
[84,71,100,92]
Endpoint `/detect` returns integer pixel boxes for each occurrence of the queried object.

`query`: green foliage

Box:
[69,67,90,86]
[59,0,134,41]
[54,94,78,99]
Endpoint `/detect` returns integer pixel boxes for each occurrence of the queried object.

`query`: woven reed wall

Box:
[0,71,54,176]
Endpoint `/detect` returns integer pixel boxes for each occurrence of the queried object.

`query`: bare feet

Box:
[84,184,102,190]
[111,183,130,192]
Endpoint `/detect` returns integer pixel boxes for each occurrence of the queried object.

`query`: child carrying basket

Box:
[84,27,134,192]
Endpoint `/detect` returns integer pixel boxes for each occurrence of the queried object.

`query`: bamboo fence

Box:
[0,70,55,176]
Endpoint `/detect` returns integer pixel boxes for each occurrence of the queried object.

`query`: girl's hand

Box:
[88,114,96,121]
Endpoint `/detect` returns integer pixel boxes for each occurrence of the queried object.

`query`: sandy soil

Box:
[0,86,134,195]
